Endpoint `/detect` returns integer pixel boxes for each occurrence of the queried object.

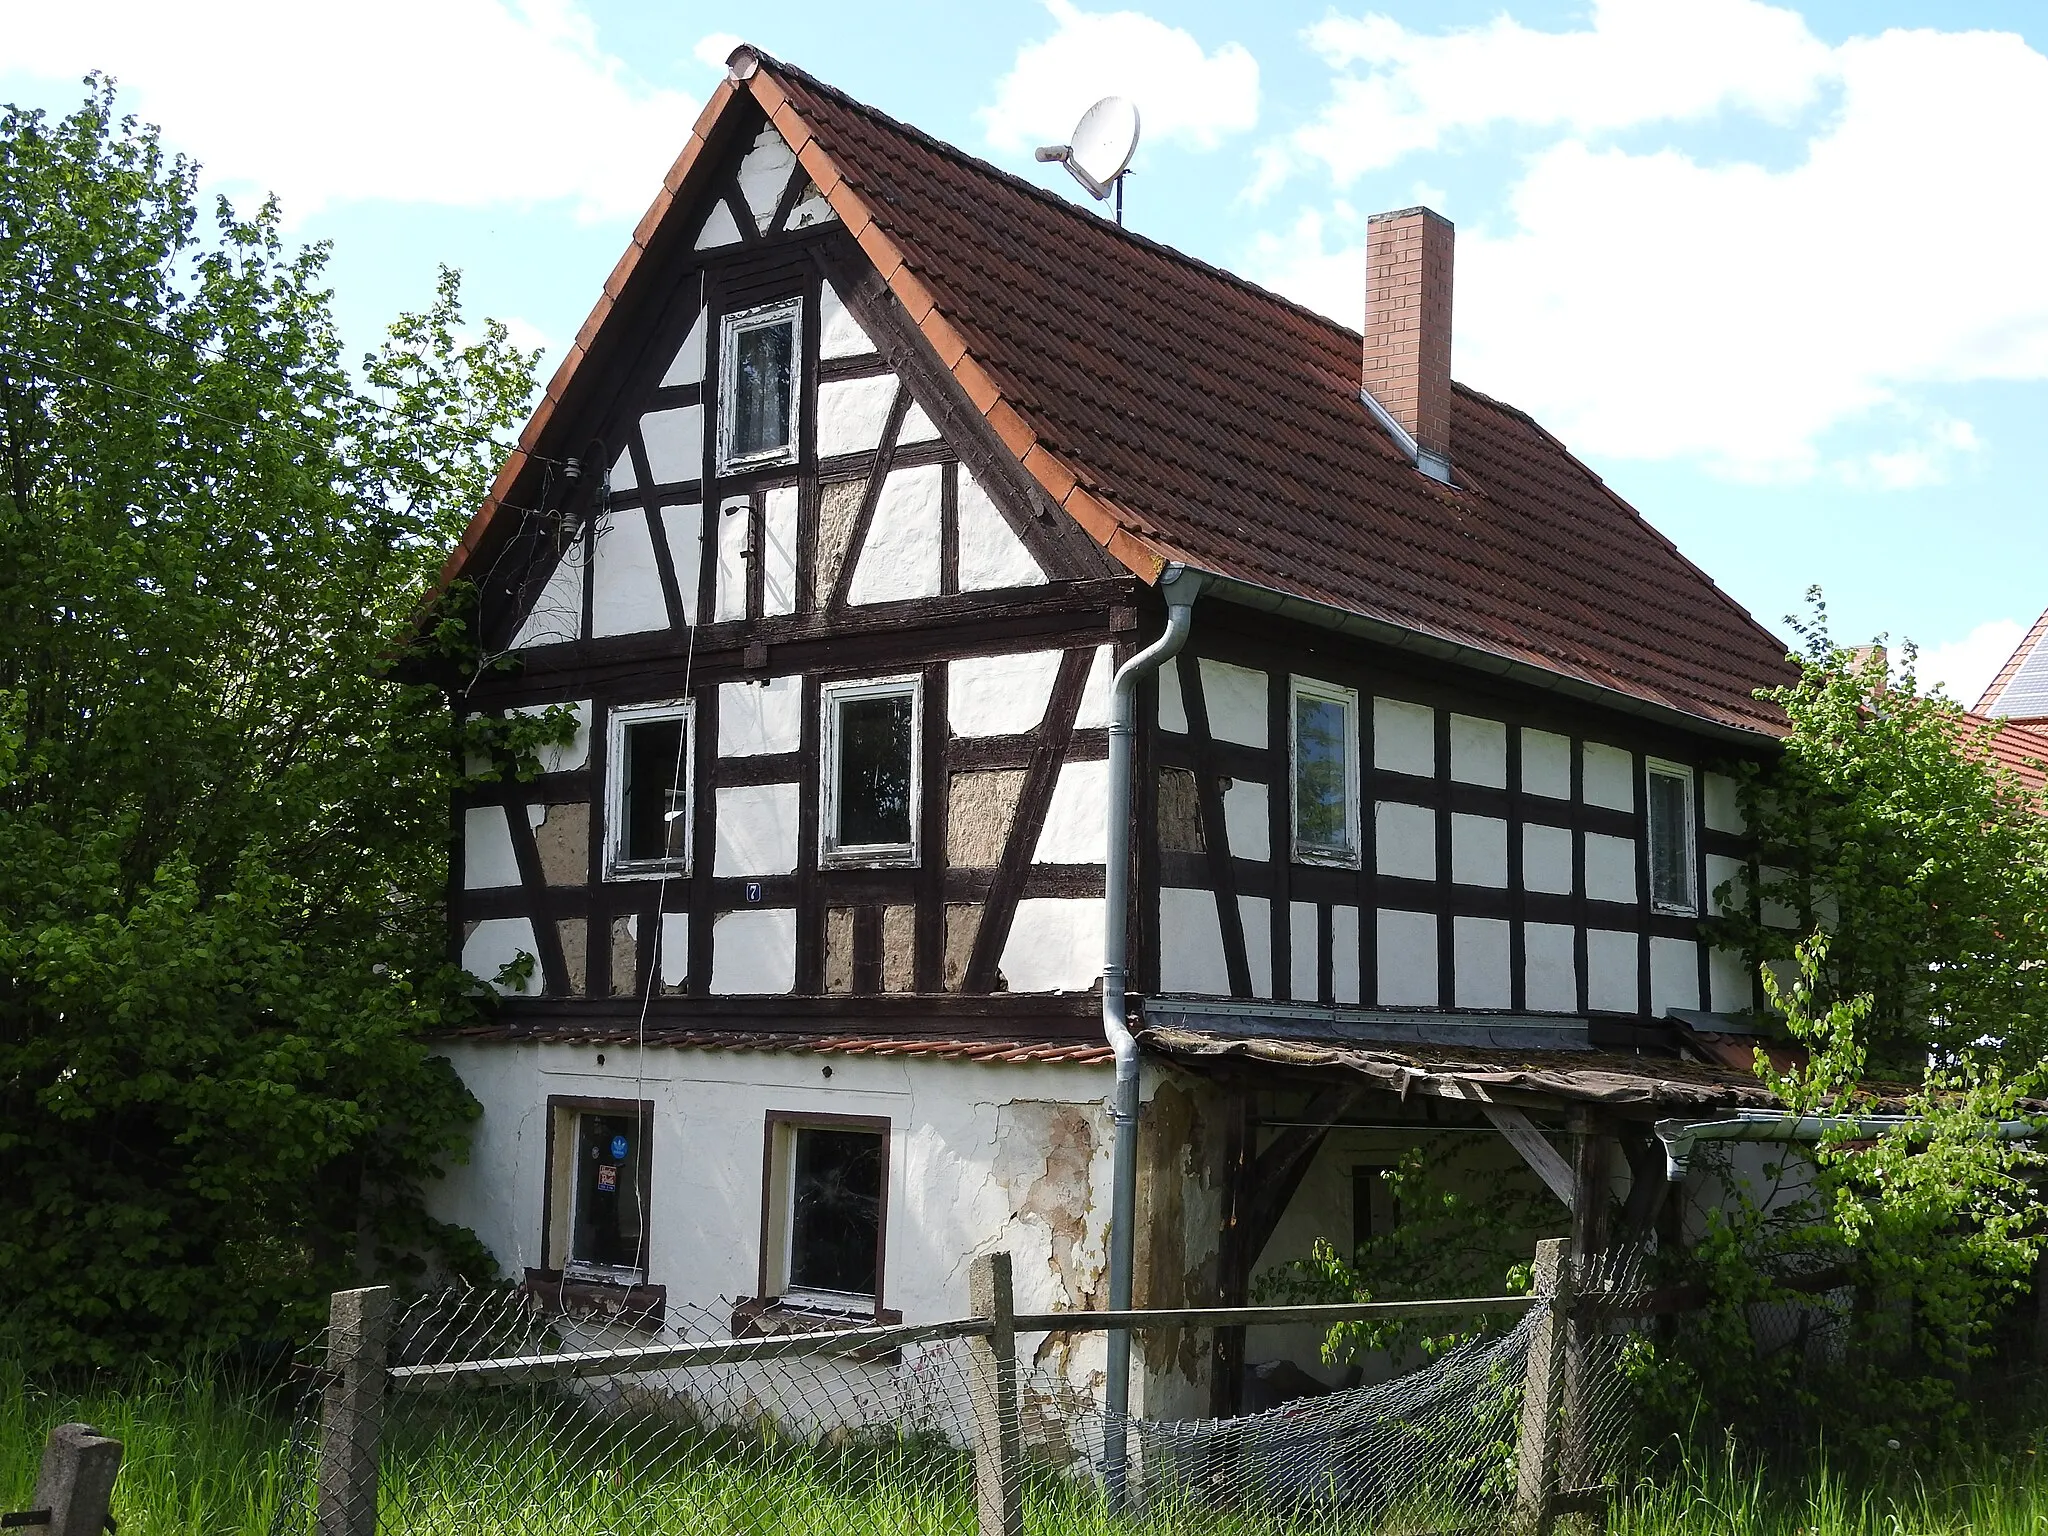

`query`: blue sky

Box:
[6,0,2045,700]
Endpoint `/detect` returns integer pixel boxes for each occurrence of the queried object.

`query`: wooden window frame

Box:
[1645,757,1699,916]
[541,1094,656,1286]
[716,297,804,475]
[603,698,695,882]
[756,1110,893,1317]
[818,674,923,869]
[1289,675,1363,868]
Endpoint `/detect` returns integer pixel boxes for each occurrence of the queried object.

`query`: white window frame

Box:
[604,698,695,881]
[716,298,804,474]
[820,674,922,868]
[1645,757,1699,916]
[1289,676,1362,868]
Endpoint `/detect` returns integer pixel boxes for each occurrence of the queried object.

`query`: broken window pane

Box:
[570,1112,646,1274]
[834,691,914,850]
[1648,768,1696,911]
[730,317,795,461]
[1294,691,1352,854]
[623,716,689,863]
[788,1126,882,1297]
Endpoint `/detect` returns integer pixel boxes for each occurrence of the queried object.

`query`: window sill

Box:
[731,1295,902,1358]
[523,1268,667,1330]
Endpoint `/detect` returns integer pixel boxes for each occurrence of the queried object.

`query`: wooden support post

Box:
[1513,1238,1572,1534]
[1562,1110,1613,1492]
[1210,1087,1252,1418]
[23,1423,123,1536]
[317,1285,392,1536]
[968,1252,1024,1536]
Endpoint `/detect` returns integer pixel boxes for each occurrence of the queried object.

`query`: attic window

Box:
[1290,677,1361,866]
[821,676,920,867]
[1646,759,1697,915]
[718,299,801,472]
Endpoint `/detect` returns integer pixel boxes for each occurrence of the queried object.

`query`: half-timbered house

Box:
[421,46,1799,1418]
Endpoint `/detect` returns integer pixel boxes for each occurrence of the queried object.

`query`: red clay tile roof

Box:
[439,1023,1112,1064]
[750,54,1796,737]
[1960,709,2048,794]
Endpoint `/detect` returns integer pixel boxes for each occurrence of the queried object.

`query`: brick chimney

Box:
[1361,207,1454,483]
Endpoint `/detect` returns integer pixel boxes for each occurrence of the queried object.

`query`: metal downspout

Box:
[1102,563,1203,1508]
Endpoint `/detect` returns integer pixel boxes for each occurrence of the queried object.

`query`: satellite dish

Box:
[1035,96,1140,222]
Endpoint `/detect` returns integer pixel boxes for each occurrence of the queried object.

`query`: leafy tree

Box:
[0,80,555,1364]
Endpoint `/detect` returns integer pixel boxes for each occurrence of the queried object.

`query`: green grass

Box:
[12,1352,2048,1536]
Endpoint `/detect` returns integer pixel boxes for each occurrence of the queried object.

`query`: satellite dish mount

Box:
[1035,97,1140,225]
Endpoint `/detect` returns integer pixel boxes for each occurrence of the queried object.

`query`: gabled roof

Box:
[1975,606,2048,721]
[444,47,1796,739]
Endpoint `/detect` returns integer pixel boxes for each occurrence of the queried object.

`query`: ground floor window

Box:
[546,1097,653,1284]
[761,1113,889,1313]
[1352,1163,1400,1261]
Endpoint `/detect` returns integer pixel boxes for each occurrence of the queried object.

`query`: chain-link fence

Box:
[281,1241,1648,1536]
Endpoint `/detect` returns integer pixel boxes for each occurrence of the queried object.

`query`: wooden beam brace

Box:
[1482,1105,1576,1212]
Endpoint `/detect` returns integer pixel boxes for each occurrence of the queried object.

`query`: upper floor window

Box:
[1646,758,1697,914]
[718,299,801,472]
[821,676,919,866]
[1291,676,1360,865]
[604,700,693,879]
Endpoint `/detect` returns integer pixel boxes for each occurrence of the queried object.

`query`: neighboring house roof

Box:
[1975,606,2048,721]
[1961,709,2048,794]
[442,46,1795,738]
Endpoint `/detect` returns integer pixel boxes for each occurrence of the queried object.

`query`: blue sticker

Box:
[610,1134,630,1160]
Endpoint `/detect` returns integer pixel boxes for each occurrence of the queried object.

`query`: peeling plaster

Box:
[1156,769,1204,853]
[611,915,640,997]
[660,912,689,992]
[786,182,836,229]
[813,479,865,608]
[824,907,855,994]
[557,919,588,995]
[948,770,1025,868]
[944,904,981,990]
[532,803,589,886]
[736,125,795,231]
[882,905,916,993]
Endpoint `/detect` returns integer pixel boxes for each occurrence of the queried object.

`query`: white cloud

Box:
[1914,618,2027,707]
[5,0,701,222]
[693,33,745,73]
[982,0,1258,156]
[1246,11,2048,484]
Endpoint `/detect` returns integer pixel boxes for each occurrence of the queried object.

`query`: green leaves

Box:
[0,81,536,1364]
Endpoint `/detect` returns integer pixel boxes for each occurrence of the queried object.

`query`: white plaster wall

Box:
[711,908,798,994]
[1375,801,1436,880]
[1199,660,1267,747]
[1524,823,1573,895]
[591,509,668,637]
[1374,697,1436,777]
[818,280,876,359]
[1709,944,1751,1012]
[999,897,1105,993]
[714,783,800,876]
[1583,742,1635,811]
[1221,779,1269,860]
[660,311,705,387]
[1522,729,1572,798]
[1157,659,1189,733]
[786,185,836,229]
[611,445,638,493]
[1331,905,1361,1004]
[715,498,749,621]
[1586,928,1638,1013]
[1585,832,1638,903]
[763,487,798,617]
[1450,813,1507,887]
[720,676,803,756]
[1290,901,1317,1001]
[695,198,742,250]
[641,406,704,485]
[898,400,940,444]
[660,913,689,988]
[463,806,521,889]
[1705,853,1746,914]
[1449,714,1507,787]
[1525,922,1578,1012]
[1454,916,1512,1008]
[1650,937,1701,1016]
[848,465,942,604]
[949,650,1059,736]
[737,126,796,230]
[1035,760,1109,864]
[1377,909,1438,1006]
[462,917,541,996]
[957,470,1045,590]
[1239,895,1273,998]
[815,376,898,458]
[1703,771,1744,833]
[1073,645,1114,729]
[660,505,703,625]
[510,699,592,774]
[511,551,582,649]
[1158,887,1229,994]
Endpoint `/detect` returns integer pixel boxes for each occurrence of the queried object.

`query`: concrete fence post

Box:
[967,1251,1024,1536]
[22,1422,123,1536]
[1513,1238,1573,1534]
[317,1285,392,1536]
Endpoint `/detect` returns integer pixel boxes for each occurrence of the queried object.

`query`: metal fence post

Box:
[967,1251,1024,1536]
[23,1422,123,1536]
[1514,1238,1572,1534]
[317,1285,392,1536]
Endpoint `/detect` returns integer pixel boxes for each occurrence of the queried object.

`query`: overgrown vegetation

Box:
[0,80,563,1364]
